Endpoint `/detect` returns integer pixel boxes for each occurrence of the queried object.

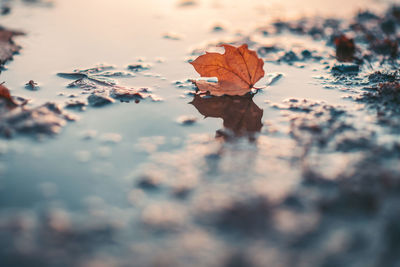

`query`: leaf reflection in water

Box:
[190,94,263,140]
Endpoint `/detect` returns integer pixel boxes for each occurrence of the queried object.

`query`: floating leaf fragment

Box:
[0,83,19,107]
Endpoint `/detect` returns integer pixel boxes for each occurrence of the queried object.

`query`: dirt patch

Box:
[0,27,23,70]
[58,65,162,107]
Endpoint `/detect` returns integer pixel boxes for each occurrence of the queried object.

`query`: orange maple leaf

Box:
[190,44,265,96]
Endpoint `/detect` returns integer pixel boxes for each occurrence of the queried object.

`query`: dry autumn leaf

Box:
[190,44,265,96]
[335,34,356,62]
[0,83,18,107]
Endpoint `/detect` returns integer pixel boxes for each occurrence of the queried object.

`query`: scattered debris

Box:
[0,102,75,138]
[331,63,360,74]
[64,99,87,111]
[127,62,152,72]
[25,80,39,90]
[266,72,284,86]
[368,71,398,83]
[136,174,163,190]
[110,87,144,103]
[58,65,162,106]
[177,115,197,126]
[177,0,198,7]
[1,5,11,16]
[0,26,24,69]
[211,23,226,32]
[58,65,117,86]
[87,93,115,107]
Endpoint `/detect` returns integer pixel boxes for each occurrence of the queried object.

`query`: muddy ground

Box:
[0,0,400,267]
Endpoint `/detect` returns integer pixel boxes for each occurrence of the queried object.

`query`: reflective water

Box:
[0,0,371,206]
[0,0,398,266]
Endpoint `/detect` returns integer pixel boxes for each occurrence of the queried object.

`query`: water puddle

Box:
[1,0,400,266]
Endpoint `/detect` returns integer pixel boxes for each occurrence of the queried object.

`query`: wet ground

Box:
[1,0,400,266]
